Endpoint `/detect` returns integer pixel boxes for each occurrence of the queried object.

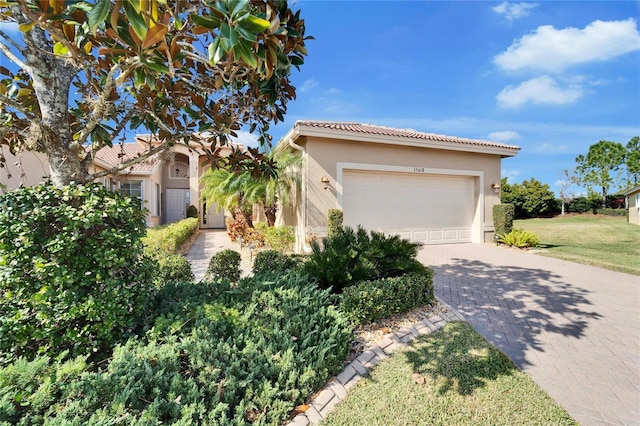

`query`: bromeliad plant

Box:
[497,228,540,248]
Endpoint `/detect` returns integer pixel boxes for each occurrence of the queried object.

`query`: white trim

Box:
[336,162,485,243]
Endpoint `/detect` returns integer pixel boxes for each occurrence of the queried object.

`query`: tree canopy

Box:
[500,177,557,219]
[0,0,309,186]
[575,140,626,207]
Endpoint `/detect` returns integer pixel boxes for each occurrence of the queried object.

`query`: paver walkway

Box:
[418,243,640,426]
[185,229,249,281]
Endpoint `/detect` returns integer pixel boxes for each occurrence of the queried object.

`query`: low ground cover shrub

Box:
[2,273,352,425]
[498,228,540,248]
[0,183,153,365]
[340,270,434,324]
[304,226,424,293]
[206,249,241,283]
[595,208,627,216]
[254,222,295,252]
[142,217,199,256]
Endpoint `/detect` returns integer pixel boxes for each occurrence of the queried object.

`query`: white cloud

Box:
[492,2,538,21]
[494,19,640,73]
[496,75,583,108]
[231,131,260,148]
[327,88,342,95]
[488,130,521,142]
[299,79,319,92]
[501,169,521,182]
[535,143,568,153]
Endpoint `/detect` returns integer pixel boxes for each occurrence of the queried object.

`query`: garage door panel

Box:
[343,170,474,244]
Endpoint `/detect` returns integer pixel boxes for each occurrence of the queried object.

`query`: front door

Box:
[166,189,189,224]
[202,198,226,229]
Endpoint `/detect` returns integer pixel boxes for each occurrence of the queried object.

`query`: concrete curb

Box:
[287,299,467,425]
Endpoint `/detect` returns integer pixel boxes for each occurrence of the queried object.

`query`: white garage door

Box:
[342,170,475,244]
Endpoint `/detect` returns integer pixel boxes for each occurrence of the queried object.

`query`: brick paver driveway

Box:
[419,243,640,426]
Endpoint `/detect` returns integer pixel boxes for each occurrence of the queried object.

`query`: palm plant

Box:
[200,168,254,227]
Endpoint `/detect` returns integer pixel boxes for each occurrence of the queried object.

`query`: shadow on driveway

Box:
[431,257,602,369]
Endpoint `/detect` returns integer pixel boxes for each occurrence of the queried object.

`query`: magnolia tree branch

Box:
[0,33,29,72]
[0,93,37,119]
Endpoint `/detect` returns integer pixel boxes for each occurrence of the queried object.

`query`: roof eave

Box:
[292,124,520,158]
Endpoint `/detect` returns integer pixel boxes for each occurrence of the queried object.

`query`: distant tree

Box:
[501,177,556,218]
[625,136,640,187]
[575,140,626,208]
[557,168,578,215]
[0,1,309,187]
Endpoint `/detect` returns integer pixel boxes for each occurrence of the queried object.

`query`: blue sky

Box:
[249,0,640,196]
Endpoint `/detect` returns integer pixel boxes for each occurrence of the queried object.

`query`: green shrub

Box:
[155,254,194,283]
[254,222,295,252]
[493,204,515,238]
[304,226,424,293]
[252,250,301,276]
[340,270,434,324]
[4,273,353,425]
[206,249,241,283]
[327,209,344,239]
[595,208,627,216]
[143,217,199,256]
[0,183,153,365]
[498,228,540,248]
[186,204,199,218]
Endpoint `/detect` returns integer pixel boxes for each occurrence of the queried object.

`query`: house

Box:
[623,185,640,225]
[276,121,520,252]
[0,137,232,229]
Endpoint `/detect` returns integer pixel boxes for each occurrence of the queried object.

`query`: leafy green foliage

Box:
[497,228,540,248]
[595,208,628,217]
[206,249,241,283]
[252,250,302,276]
[255,222,295,252]
[142,217,199,256]
[626,136,640,186]
[304,226,424,293]
[327,209,344,239]
[2,273,352,425]
[340,271,434,324]
[493,204,515,237]
[155,254,195,283]
[0,183,153,365]
[501,177,558,219]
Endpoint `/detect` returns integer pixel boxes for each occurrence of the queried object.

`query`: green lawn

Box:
[322,322,575,426]
[514,215,640,275]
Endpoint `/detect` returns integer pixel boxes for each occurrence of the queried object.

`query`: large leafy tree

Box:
[625,136,640,187]
[501,177,557,218]
[575,140,626,208]
[0,0,308,187]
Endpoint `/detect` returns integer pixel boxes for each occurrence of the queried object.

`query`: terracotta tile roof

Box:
[294,120,521,152]
[91,142,160,173]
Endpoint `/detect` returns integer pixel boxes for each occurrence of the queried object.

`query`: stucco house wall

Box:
[624,185,640,226]
[0,150,50,192]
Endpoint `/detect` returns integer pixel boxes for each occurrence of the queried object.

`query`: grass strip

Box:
[322,322,576,426]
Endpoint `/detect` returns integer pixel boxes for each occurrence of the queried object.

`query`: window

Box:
[120,180,143,209]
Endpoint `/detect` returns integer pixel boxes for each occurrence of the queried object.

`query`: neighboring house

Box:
[623,185,640,225]
[276,121,520,252]
[0,136,232,228]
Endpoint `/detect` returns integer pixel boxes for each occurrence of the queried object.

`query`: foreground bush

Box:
[142,217,199,256]
[2,273,352,425]
[252,250,302,276]
[340,270,434,324]
[155,253,194,283]
[0,183,153,365]
[498,228,540,248]
[206,249,241,282]
[304,226,424,293]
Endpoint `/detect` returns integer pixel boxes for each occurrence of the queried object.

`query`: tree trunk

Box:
[561,200,565,215]
[601,186,607,209]
[264,205,277,226]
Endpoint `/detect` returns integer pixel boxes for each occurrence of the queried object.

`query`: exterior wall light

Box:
[491,182,501,194]
[320,175,330,190]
